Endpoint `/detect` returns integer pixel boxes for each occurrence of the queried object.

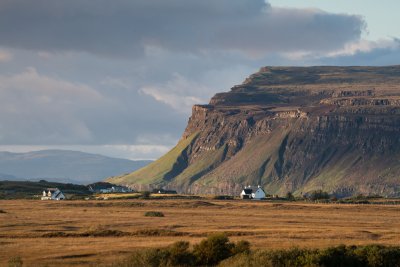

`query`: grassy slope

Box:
[172,144,229,187]
[108,133,199,186]
[197,128,289,188]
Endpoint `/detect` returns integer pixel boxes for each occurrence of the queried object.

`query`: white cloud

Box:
[326,38,400,57]
[140,73,208,113]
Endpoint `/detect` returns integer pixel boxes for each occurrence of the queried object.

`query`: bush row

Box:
[220,245,400,267]
[111,233,249,267]
[111,234,400,267]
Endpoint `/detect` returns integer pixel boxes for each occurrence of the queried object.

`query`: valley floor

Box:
[1,199,400,266]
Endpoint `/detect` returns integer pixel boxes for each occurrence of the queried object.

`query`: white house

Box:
[41,188,66,200]
[240,187,253,199]
[240,185,266,200]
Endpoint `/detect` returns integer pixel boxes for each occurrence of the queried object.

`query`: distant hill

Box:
[0,150,152,184]
[0,180,91,199]
[109,66,400,197]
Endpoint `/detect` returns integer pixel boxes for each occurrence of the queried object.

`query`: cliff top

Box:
[208,65,400,108]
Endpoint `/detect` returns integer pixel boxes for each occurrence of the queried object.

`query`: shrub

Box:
[354,245,400,267]
[286,192,295,201]
[213,195,234,200]
[122,248,170,267]
[231,240,251,255]
[316,245,363,267]
[141,191,151,198]
[193,233,235,265]
[8,256,23,267]
[144,211,165,217]
[309,190,330,201]
[167,241,195,266]
[0,209,6,213]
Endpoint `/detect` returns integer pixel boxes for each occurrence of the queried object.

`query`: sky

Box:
[0,0,399,160]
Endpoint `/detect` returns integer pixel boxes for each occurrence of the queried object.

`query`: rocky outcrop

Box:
[109,66,400,197]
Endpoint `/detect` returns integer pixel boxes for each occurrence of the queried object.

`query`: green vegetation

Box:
[286,192,295,201]
[0,180,91,199]
[111,233,249,267]
[144,211,165,217]
[141,191,151,198]
[7,256,23,267]
[108,133,199,186]
[309,190,330,201]
[220,245,400,267]
[110,236,400,267]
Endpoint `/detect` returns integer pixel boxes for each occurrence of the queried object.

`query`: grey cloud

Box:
[0,1,382,160]
[0,0,364,56]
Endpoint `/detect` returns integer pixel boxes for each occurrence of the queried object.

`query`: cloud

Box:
[0,0,365,57]
[0,1,388,161]
[0,65,189,147]
[0,68,106,144]
[319,38,400,66]
[0,49,12,62]
[140,73,210,113]
[326,38,400,57]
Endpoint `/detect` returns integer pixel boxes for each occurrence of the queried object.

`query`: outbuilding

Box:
[41,188,66,200]
[240,187,253,199]
[240,185,266,200]
[252,186,266,200]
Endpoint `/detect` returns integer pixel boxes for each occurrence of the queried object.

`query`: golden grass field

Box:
[1,199,400,266]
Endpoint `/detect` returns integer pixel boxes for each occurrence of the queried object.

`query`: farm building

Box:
[41,188,65,200]
[88,182,132,193]
[240,187,253,199]
[240,186,266,200]
[252,186,266,200]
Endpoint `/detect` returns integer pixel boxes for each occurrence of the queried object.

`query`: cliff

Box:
[109,66,400,197]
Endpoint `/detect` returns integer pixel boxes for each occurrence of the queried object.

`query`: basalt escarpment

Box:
[109,66,400,197]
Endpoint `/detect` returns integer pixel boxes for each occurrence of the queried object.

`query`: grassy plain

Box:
[1,199,400,266]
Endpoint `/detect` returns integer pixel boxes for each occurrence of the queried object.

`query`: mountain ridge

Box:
[0,149,152,184]
[109,66,400,197]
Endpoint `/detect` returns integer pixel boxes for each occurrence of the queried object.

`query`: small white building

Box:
[240,187,253,199]
[252,186,266,200]
[41,188,66,200]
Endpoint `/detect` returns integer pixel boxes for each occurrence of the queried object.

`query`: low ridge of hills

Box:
[0,149,151,184]
[109,66,400,197]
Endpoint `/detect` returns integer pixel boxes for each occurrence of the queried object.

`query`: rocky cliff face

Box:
[109,66,400,197]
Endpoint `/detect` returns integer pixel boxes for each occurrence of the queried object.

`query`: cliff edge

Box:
[108,66,400,197]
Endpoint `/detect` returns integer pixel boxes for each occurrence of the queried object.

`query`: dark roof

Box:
[54,191,63,198]
[242,188,253,194]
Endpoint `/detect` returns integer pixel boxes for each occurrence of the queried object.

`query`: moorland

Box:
[1,198,400,266]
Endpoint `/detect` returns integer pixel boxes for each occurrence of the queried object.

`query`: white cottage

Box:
[252,186,266,200]
[240,187,253,199]
[41,188,66,200]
